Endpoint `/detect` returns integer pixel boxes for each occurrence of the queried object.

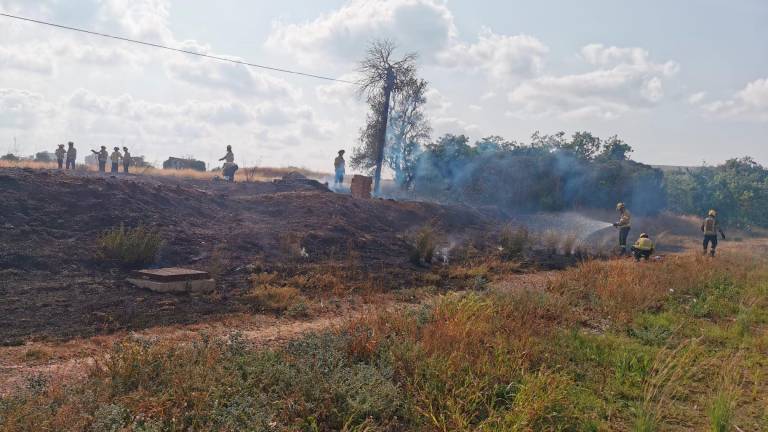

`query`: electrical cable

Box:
[0,12,356,84]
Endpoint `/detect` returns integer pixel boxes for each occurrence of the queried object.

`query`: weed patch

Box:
[97,224,162,268]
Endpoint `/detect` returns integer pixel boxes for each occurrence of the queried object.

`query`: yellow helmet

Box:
[616,202,625,211]
[708,209,717,217]
[640,233,649,238]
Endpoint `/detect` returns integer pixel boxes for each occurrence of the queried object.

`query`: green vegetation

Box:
[413,132,667,214]
[97,224,163,268]
[665,157,768,229]
[3,253,767,430]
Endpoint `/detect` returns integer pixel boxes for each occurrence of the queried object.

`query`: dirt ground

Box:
[3,166,761,399]
[0,168,493,342]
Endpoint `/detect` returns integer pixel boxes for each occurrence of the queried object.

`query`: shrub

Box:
[244,285,303,312]
[499,226,530,259]
[409,225,437,266]
[97,224,162,267]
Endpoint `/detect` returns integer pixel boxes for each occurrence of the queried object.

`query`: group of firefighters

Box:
[53,142,133,174]
[614,202,726,261]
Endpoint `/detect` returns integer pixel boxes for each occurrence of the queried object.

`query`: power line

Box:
[0,12,356,84]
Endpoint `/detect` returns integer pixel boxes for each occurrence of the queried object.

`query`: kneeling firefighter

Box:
[631,233,655,261]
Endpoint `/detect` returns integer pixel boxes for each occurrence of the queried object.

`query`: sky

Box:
[1,0,766,172]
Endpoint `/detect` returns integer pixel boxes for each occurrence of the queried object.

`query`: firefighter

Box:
[612,202,632,255]
[91,146,108,172]
[631,233,655,261]
[110,147,122,174]
[54,144,66,169]
[334,150,346,186]
[122,146,131,174]
[66,142,77,169]
[701,209,726,256]
[218,145,238,182]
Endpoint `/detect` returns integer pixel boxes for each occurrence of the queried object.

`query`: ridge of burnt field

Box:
[0,168,486,342]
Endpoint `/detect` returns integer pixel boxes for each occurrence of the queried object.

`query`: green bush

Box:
[97,224,162,267]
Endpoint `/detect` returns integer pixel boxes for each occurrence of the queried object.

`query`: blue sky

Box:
[1,0,766,171]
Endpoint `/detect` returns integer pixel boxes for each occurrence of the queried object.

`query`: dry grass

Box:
[0,159,328,182]
[548,253,758,324]
[3,249,768,430]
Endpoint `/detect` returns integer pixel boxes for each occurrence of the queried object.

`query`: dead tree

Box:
[356,40,418,195]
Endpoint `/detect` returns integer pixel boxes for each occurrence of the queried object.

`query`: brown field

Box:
[1,163,766,431]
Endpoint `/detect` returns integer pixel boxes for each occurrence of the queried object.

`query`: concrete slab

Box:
[131,267,211,282]
[128,267,214,294]
[127,277,215,294]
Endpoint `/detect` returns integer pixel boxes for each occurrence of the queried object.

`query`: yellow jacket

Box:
[633,237,654,251]
[110,151,122,163]
[617,210,631,228]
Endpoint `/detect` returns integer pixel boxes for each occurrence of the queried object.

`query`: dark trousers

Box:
[111,162,119,173]
[98,161,106,172]
[632,247,652,261]
[66,159,75,169]
[123,163,129,174]
[619,227,631,251]
[704,235,718,254]
[57,159,63,169]
[335,170,344,185]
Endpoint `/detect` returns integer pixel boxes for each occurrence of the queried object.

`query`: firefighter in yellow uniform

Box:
[631,233,655,261]
[91,146,108,172]
[701,210,725,257]
[612,202,632,255]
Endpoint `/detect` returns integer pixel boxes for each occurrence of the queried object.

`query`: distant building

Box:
[34,151,56,162]
[163,157,206,172]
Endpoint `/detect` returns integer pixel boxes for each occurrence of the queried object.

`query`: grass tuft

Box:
[97,224,162,268]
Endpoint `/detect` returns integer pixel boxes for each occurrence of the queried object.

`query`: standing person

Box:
[334,150,346,186]
[612,202,632,256]
[91,146,108,173]
[54,144,66,169]
[66,142,77,169]
[122,146,131,174]
[631,233,655,261]
[219,145,237,182]
[702,209,726,257]
[109,147,122,174]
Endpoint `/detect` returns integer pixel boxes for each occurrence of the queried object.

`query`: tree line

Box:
[351,40,768,228]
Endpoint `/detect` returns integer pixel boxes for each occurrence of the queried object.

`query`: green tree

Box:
[598,135,633,161]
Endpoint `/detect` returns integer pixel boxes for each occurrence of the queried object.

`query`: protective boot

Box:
[710,249,716,257]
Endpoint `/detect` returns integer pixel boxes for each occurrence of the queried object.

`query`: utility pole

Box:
[373,65,395,196]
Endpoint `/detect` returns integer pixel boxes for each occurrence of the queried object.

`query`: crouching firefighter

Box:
[631,233,655,261]
[612,202,632,255]
[702,209,725,256]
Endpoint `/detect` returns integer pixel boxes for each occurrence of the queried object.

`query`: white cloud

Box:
[424,87,452,115]
[316,74,360,104]
[165,41,299,99]
[432,116,479,136]
[693,78,768,121]
[0,88,55,129]
[688,91,706,104]
[438,28,548,82]
[265,0,456,65]
[0,45,55,75]
[98,0,174,43]
[506,43,679,120]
